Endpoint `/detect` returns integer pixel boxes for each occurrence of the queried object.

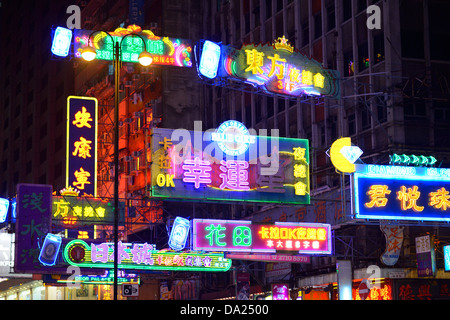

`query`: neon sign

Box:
[168,216,190,251]
[211,120,256,156]
[51,27,73,57]
[389,154,437,167]
[197,37,340,98]
[64,240,231,272]
[66,96,98,197]
[52,194,124,227]
[151,127,310,205]
[52,270,139,286]
[193,219,332,255]
[0,198,9,224]
[354,164,450,221]
[74,25,192,67]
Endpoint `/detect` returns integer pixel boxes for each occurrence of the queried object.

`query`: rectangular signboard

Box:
[73,26,192,68]
[353,164,450,222]
[66,96,98,197]
[193,219,332,255]
[150,126,310,205]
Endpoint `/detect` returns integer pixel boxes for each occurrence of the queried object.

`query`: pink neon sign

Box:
[192,219,332,255]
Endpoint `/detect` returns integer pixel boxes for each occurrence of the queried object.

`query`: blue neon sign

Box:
[353,164,450,222]
[444,245,450,272]
[0,198,9,224]
[198,40,221,79]
[168,217,190,251]
[51,27,73,57]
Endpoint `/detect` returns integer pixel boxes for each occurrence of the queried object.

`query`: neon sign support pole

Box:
[84,30,150,301]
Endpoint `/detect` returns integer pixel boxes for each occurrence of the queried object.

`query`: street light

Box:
[81,30,152,301]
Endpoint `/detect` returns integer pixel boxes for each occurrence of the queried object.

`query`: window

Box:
[373,32,385,64]
[358,42,369,71]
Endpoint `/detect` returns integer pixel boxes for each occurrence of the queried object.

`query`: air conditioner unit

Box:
[124,156,133,162]
[124,118,133,123]
[132,151,141,157]
[133,111,142,118]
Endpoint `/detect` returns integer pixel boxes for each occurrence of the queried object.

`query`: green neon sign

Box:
[64,240,231,272]
[390,154,437,167]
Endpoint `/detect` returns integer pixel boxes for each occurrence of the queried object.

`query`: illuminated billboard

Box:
[193,219,332,255]
[74,25,192,68]
[353,164,450,221]
[150,124,310,205]
[66,96,98,197]
[197,37,340,98]
[64,240,231,272]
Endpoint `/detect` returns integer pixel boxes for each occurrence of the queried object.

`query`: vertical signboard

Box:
[15,184,53,273]
[415,235,436,277]
[66,96,98,197]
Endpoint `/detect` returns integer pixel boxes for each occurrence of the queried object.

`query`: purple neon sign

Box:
[192,219,332,255]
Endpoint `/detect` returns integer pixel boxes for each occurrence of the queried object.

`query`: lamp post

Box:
[81,31,152,300]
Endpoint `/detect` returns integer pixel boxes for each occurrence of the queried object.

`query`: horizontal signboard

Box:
[193,219,332,255]
[151,125,310,205]
[64,240,231,272]
[353,164,450,221]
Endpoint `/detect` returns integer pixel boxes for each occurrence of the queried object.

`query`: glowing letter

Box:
[73,167,91,189]
[182,157,212,189]
[72,107,93,128]
[429,187,450,211]
[365,185,391,208]
[219,160,250,191]
[397,185,424,212]
[245,49,265,75]
[205,224,227,247]
[267,53,287,79]
[72,137,92,159]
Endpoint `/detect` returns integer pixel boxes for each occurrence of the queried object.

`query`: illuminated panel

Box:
[198,40,221,79]
[168,216,190,251]
[51,27,73,57]
[53,270,139,286]
[38,234,62,266]
[444,245,450,272]
[0,198,9,224]
[193,219,332,255]
[151,127,310,205]
[198,36,340,99]
[353,164,450,221]
[73,25,192,67]
[64,240,232,272]
[52,195,124,227]
[66,96,98,197]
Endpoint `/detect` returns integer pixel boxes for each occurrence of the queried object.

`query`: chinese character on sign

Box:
[73,167,91,189]
[72,106,93,128]
[365,185,391,208]
[22,193,47,213]
[267,54,287,79]
[429,187,450,211]
[397,185,424,212]
[72,137,92,159]
[219,160,250,191]
[245,49,265,75]
[182,157,212,189]
[205,224,227,247]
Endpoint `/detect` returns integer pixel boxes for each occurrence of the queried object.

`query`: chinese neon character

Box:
[293,147,307,161]
[96,207,106,218]
[317,228,327,241]
[84,206,94,217]
[205,224,227,247]
[202,256,212,267]
[306,228,317,240]
[219,160,250,191]
[294,181,307,196]
[293,164,307,178]
[73,167,91,190]
[22,193,47,213]
[72,106,93,128]
[314,73,325,88]
[429,187,450,211]
[397,185,424,212]
[91,243,109,263]
[289,67,301,83]
[245,49,265,75]
[267,53,287,79]
[159,154,172,170]
[72,137,92,159]
[73,206,83,217]
[53,199,69,217]
[131,243,154,265]
[365,185,391,208]
[182,157,212,189]
[302,70,313,85]
[159,137,172,150]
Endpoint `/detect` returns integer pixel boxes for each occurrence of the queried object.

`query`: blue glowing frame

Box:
[168,216,190,251]
[444,245,450,272]
[51,27,73,57]
[353,164,450,222]
[38,234,63,266]
[198,40,221,79]
[0,198,9,224]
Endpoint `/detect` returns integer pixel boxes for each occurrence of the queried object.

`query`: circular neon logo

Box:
[211,120,256,156]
